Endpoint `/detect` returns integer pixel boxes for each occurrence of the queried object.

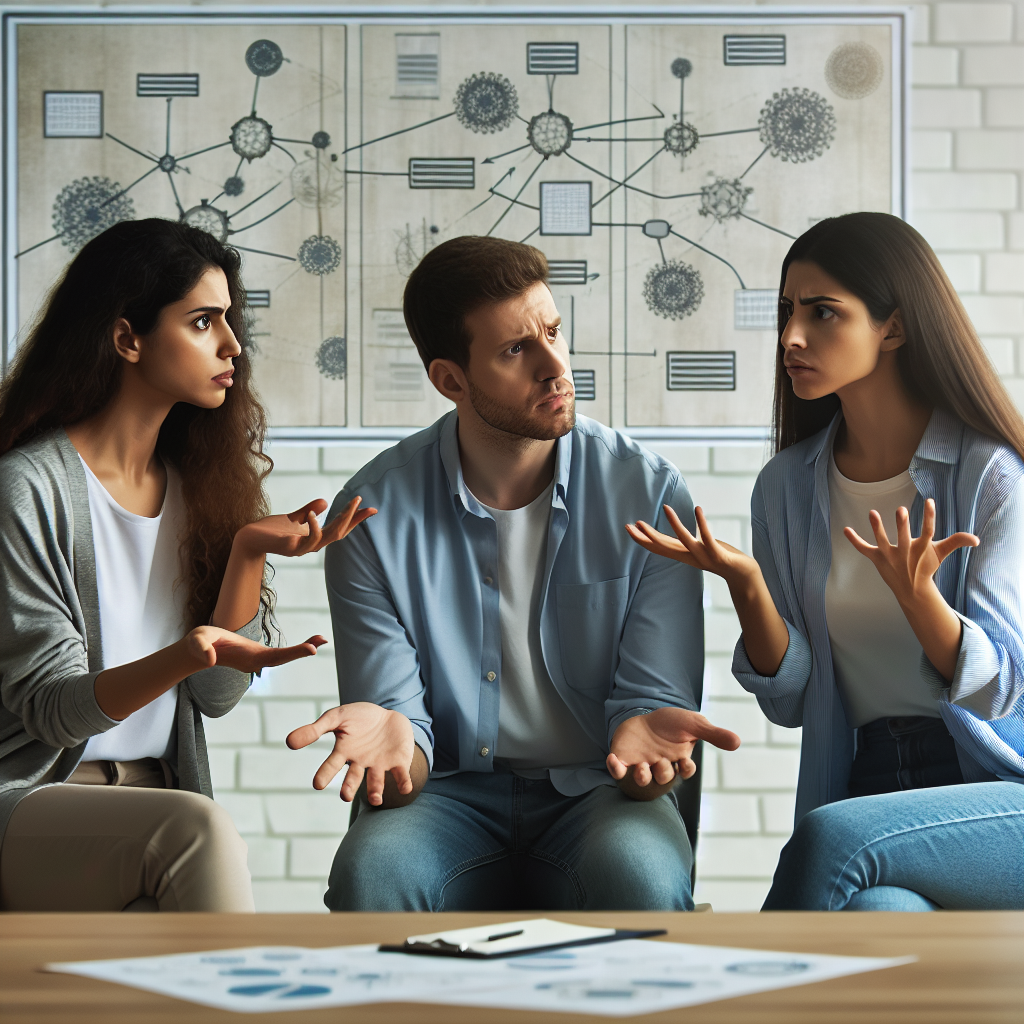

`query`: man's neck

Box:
[456,408,558,511]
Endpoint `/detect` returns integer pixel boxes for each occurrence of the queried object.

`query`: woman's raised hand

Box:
[184,625,327,675]
[844,497,979,608]
[237,496,377,559]
[626,504,757,582]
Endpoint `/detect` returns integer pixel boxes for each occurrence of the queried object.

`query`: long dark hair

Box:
[773,212,1024,460]
[0,218,275,633]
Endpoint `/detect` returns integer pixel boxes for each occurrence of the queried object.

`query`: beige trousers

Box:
[0,761,254,912]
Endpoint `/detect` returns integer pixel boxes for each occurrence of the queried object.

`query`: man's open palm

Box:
[609,707,741,787]
[286,703,414,806]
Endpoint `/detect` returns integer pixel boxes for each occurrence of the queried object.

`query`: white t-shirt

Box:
[477,483,605,772]
[825,454,941,728]
[81,459,186,762]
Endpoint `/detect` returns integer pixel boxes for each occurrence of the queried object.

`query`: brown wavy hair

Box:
[0,218,275,635]
[773,212,1024,460]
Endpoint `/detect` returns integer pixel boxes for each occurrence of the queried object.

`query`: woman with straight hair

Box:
[0,219,373,912]
[629,212,1024,910]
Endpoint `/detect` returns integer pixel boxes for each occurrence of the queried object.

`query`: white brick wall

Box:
[194,0,1024,912]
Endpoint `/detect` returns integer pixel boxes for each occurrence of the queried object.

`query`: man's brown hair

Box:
[403,236,549,370]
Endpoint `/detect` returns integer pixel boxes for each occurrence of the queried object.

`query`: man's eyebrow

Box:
[184,305,226,315]
[798,295,842,305]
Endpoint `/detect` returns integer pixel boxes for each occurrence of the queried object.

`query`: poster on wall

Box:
[2,7,907,441]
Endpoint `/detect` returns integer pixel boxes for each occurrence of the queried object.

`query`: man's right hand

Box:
[286,703,416,806]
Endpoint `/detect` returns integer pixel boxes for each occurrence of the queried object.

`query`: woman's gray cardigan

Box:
[0,429,259,846]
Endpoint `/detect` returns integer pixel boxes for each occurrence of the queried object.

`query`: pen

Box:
[485,929,525,943]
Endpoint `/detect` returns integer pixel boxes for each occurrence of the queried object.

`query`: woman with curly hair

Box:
[629,213,1024,911]
[0,219,372,912]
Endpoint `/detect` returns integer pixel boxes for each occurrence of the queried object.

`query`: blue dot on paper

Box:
[301,968,339,976]
[631,980,695,988]
[219,968,282,976]
[280,985,332,998]
[228,984,290,996]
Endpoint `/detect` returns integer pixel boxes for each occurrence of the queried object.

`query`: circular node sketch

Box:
[290,156,344,209]
[223,175,245,197]
[528,110,573,157]
[311,131,331,150]
[231,116,274,161]
[671,57,693,79]
[699,177,753,222]
[182,201,229,243]
[758,88,836,164]
[643,260,704,321]
[298,235,342,276]
[664,120,699,157]
[454,72,519,134]
[316,336,347,380]
[825,42,884,100]
[158,154,177,173]
[52,176,135,252]
[245,39,284,77]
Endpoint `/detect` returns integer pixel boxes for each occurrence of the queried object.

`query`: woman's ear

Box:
[880,309,905,352]
[111,317,142,364]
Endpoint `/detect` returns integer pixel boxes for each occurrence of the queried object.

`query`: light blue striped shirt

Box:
[324,412,704,796]
[732,408,1024,825]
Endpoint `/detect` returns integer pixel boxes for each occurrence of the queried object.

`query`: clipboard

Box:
[378,917,667,959]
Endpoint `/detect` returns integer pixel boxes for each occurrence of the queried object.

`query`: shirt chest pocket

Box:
[555,577,629,696]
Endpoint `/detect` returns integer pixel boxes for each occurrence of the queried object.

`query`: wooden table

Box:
[1,911,1021,1023]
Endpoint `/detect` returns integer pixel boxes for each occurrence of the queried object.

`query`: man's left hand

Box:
[608,708,741,790]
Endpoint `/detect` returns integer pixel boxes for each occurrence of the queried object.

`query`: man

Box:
[288,236,740,911]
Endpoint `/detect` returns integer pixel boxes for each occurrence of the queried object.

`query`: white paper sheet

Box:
[47,938,915,1016]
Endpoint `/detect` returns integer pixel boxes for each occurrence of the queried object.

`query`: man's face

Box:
[461,280,575,441]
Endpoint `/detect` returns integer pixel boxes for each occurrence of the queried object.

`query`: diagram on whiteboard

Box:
[9,14,900,432]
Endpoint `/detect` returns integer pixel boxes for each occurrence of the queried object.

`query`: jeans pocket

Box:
[555,577,629,697]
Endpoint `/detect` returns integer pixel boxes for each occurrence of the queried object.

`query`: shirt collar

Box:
[439,410,573,518]
[803,406,962,467]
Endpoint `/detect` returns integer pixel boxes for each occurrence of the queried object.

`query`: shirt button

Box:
[484,576,493,586]
[486,671,496,682]
[480,746,490,757]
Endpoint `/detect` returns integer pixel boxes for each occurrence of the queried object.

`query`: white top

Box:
[477,483,604,772]
[81,459,186,762]
[825,454,941,728]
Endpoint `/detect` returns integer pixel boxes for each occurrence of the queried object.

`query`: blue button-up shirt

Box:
[733,409,1024,825]
[324,412,704,796]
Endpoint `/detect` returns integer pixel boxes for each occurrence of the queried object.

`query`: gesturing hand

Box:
[627,505,758,584]
[286,703,415,806]
[608,707,741,788]
[844,497,978,609]
[238,496,377,559]
[184,626,326,675]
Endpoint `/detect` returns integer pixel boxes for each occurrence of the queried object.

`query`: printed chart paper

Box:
[47,938,915,1016]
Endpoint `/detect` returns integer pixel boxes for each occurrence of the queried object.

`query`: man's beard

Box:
[468,381,576,442]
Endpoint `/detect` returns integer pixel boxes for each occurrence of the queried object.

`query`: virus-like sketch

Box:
[316,336,347,379]
[223,176,245,197]
[825,42,884,100]
[643,260,705,321]
[454,72,519,134]
[671,57,693,79]
[298,235,342,276]
[699,178,753,222]
[311,131,331,150]
[52,176,135,252]
[182,201,229,242]
[528,110,574,157]
[291,153,344,208]
[231,115,274,161]
[664,120,700,157]
[245,39,284,77]
[758,88,836,164]
[395,220,439,276]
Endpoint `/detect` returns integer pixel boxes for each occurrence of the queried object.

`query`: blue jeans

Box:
[762,782,1024,911]
[325,772,693,912]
